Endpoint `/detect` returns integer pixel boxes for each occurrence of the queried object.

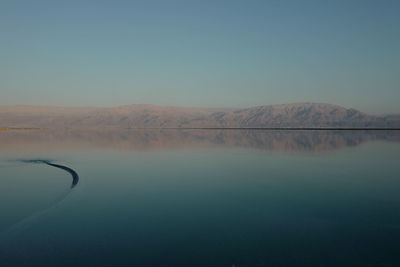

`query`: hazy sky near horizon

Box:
[1,0,399,114]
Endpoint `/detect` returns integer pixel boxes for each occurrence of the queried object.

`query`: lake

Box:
[0,129,399,266]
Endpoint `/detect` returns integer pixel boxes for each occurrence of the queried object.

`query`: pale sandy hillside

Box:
[0,103,398,128]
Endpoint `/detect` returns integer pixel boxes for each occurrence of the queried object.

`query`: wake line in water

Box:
[0,159,80,239]
[19,159,79,188]
[45,162,79,188]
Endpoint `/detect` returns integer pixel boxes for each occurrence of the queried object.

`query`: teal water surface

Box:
[0,130,399,266]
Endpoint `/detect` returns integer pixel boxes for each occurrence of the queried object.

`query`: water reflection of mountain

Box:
[0,129,399,152]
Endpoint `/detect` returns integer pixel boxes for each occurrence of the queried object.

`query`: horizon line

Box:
[2,127,400,131]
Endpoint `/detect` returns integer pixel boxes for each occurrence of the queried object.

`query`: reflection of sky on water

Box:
[0,129,399,153]
[0,130,399,266]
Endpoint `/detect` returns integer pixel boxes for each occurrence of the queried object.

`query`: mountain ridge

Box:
[0,102,399,128]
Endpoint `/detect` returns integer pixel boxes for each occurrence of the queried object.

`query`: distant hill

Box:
[0,103,399,128]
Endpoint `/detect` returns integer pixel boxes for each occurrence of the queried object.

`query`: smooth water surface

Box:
[0,129,399,266]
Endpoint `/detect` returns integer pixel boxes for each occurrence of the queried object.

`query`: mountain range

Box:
[1,103,399,128]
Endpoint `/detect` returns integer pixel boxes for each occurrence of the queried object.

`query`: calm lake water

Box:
[0,129,399,266]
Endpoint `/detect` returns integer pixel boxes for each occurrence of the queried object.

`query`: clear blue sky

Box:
[1,0,399,114]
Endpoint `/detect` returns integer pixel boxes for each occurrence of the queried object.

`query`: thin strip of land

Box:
[0,127,46,131]
[126,127,400,130]
[1,127,400,131]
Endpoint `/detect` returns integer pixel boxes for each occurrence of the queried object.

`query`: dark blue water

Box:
[0,130,399,266]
